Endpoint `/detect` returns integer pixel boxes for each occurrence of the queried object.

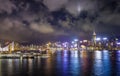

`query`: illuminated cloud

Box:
[43,0,68,11]
[0,0,16,14]
[43,0,97,16]
[0,18,32,41]
[30,22,54,34]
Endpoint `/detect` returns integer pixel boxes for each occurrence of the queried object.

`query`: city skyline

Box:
[0,1,119,76]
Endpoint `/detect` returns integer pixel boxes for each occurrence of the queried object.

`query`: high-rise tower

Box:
[93,31,96,46]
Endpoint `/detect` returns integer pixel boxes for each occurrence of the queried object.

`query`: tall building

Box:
[93,31,96,46]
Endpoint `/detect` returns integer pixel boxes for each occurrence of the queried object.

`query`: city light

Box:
[117,42,120,45]
[80,41,82,43]
[116,38,118,41]
[74,44,77,47]
[71,45,73,48]
[95,51,102,59]
[83,40,87,43]
[103,37,107,40]
[74,39,78,42]
[81,45,86,49]
[62,43,67,47]
[96,38,101,41]
[71,41,74,44]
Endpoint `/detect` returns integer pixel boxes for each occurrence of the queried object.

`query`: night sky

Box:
[0,0,120,43]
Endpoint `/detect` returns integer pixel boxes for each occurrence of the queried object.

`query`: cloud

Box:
[30,22,54,33]
[43,0,68,11]
[82,23,93,32]
[58,17,71,29]
[65,0,81,16]
[0,17,33,41]
[98,13,120,26]
[0,18,13,30]
[19,11,39,22]
[43,0,97,16]
[0,0,119,42]
[0,0,16,14]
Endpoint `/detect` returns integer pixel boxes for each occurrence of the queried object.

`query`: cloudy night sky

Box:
[0,0,120,43]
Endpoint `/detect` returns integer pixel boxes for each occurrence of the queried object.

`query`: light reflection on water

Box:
[0,59,1,76]
[116,51,120,76]
[81,51,93,76]
[0,50,120,76]
[69,51,81,76]
[93,50,111,76]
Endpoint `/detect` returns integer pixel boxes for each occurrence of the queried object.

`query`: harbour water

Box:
[0,50,120,76]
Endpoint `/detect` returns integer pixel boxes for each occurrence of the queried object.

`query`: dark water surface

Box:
[0,50,120,76]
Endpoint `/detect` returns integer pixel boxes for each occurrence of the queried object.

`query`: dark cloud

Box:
[0,0,119,42]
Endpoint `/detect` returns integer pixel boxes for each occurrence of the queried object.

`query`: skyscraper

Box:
[93,31,96,46]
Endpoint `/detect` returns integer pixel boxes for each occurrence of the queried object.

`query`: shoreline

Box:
[0,54,50,59]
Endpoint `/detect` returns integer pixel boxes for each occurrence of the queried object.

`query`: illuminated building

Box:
[0,41,20,53]
[92,31,96,47]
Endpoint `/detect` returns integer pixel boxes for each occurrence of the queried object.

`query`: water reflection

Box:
[116,51,120,76]
[93,50,111,76]
[63,52,69,76]
[0,50,119,76]
[28,59,33,76]
[80,51,93,76]
[94,51,102,59]
[56,50,81,76]
[8,59,14,76]
[69,51,81,76]
[0,59,1,76]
